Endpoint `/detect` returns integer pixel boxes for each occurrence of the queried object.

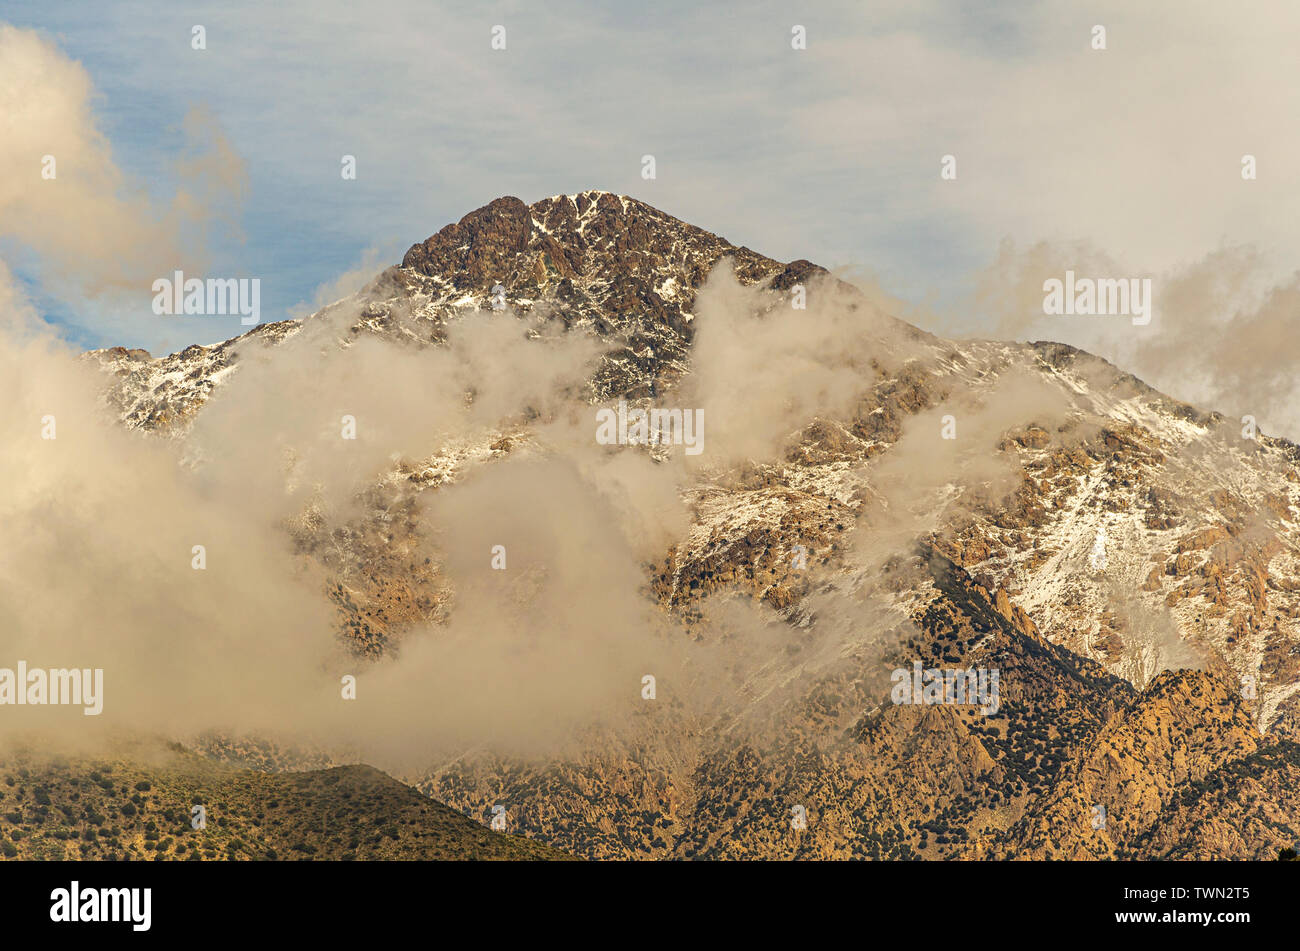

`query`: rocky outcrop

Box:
[82,191,1300,860]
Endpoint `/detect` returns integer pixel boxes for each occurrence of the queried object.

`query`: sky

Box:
[4,0,1300,433]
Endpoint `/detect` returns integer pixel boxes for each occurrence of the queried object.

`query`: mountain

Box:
[0,739,571,861]
[84,191,1300,860]
[90,192,824,430]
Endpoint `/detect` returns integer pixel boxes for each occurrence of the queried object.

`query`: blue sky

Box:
[3,0,1010,353]
[4,0,1299,408]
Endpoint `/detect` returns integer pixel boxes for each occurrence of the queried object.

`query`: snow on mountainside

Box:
[922,341,1300,729]
[79,191,1300,859]
[88,191,823,431]
[85,191,1300,731]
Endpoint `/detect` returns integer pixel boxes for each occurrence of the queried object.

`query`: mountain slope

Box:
[81,190,1300,860]
[0,741,571,861]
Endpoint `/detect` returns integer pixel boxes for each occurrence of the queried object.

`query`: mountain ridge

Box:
[76,191,1300,860]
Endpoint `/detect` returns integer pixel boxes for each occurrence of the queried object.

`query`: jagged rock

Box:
[79,192,1300,860]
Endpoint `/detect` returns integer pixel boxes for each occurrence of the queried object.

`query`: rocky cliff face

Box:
[86,191,1300,860]
[91,191,825,425]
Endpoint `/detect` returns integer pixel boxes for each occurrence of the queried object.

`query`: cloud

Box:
[680,262,905,465]
[287,247,390,318]
[0,245,924,771]
[0,24,246,316]
[4,2,1298,779]
[962,239,1300,440]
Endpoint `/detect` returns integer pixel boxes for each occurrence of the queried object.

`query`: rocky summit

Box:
[84,192,1300,860]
